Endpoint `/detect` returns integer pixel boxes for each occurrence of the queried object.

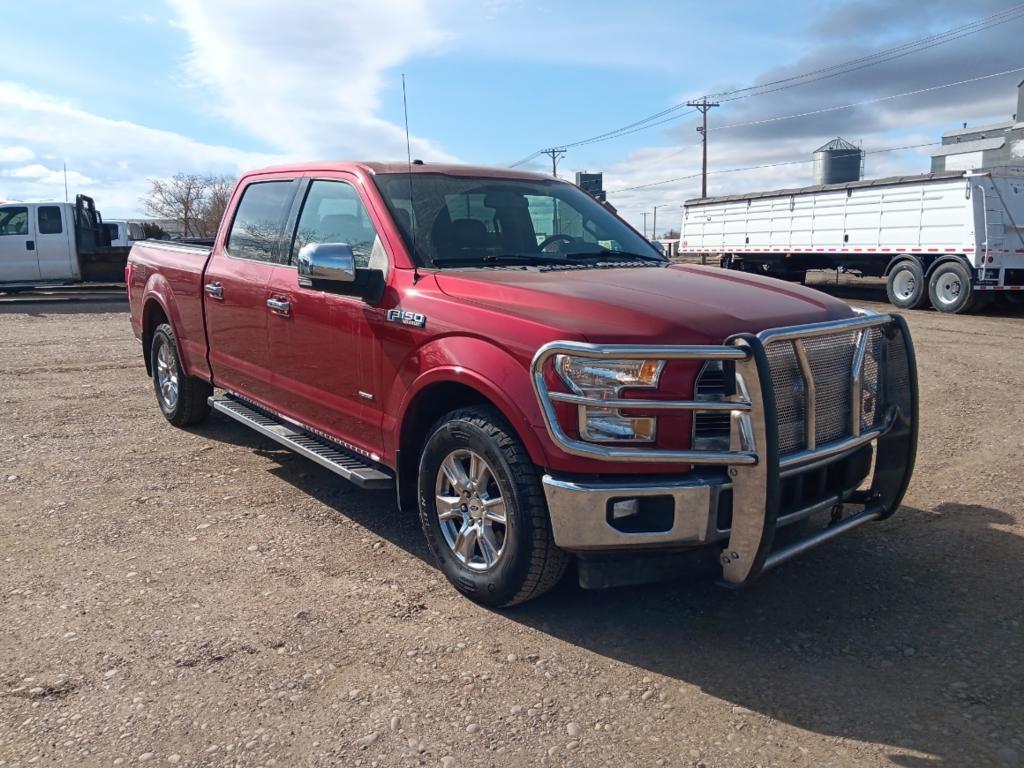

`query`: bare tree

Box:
[141,173,237,238]
[197,175,234,238]
[141,173,208,238]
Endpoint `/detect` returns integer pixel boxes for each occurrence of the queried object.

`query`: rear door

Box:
[203,177,299,405]
[263,176,387,456]
[35,205,76,280]
[0,205,41,282]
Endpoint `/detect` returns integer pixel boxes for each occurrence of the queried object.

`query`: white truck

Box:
[104,220,147,248]
[0,195,131,288]
[680,168,1024,313]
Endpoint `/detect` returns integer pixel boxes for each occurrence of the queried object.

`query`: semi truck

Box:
[0,195,131,287]
[127,160,917,606]
[679,168,1024,313]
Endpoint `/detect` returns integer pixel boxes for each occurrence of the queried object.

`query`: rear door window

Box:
[226,180,297,263]
[38,206,63,235]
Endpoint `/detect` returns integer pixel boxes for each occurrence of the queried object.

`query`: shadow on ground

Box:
[193,412,1023,768]
[805,275,1024,319]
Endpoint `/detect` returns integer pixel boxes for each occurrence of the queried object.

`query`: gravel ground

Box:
[1,278,1023,768]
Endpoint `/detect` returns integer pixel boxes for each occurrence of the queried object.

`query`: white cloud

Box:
[0,146,35,163]
[167,0,456,161]
[0,81,281,214]
[119,12,161,24]
[1,163,95,186]
[1,0,463,214]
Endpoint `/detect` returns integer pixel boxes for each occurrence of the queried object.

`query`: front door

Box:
[0,205,41,282]
[203,177,298,405]
[264,177,386,458]
[35,205,76,280]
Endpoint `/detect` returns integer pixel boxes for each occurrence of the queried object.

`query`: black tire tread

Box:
[927,260,975,315]
[420,406,568,607]
[152,323,211,427]
[886,259,930,310]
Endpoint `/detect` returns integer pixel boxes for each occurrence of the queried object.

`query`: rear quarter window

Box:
[226,180,297,263]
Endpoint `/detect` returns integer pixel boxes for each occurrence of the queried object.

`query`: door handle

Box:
[266,297,291,315]
[26,240,35,251]
[204,282,224,300]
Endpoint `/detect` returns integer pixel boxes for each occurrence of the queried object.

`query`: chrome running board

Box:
[209,395,393,490]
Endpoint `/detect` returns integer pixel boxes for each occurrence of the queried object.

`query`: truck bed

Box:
[126,240,212,380]
[79,246,133,283]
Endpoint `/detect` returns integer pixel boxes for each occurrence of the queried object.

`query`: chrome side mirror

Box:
[297,242,355,288]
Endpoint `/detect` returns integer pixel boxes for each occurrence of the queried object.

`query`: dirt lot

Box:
[1,279,1023,768]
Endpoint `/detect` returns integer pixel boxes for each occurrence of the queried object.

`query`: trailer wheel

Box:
[928,261,975,314]
[886,260,929,310]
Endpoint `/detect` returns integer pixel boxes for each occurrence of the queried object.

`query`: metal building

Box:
[812,137,863,185]
[931,80,1024,172]
[575,171,606,201]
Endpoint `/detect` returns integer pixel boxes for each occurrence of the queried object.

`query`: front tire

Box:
[417,406,568,607]
[886,260,929,309]
[928,260,975,314]
[151,323,211,427]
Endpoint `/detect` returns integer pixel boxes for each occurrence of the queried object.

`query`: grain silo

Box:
[812,137,863,185]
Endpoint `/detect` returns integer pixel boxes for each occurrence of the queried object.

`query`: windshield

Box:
[373,172,663,268]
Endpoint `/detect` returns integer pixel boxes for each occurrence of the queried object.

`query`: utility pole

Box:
[686,98,719,198]
[652,204,665,241]
[541,147,566,178]
[642,212,648,239]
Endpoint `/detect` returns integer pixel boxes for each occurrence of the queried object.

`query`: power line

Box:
[508,114,697,165]
[506,4,1024,164]
[706,3,1024,102]
[608,141,941,194]
[706,65,1024,134]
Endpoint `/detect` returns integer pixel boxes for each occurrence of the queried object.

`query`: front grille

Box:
[693,361,733,449]
[765,327,891,455]
[692,324,908,458]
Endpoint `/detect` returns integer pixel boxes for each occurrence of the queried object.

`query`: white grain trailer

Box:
[680,169,1024,313]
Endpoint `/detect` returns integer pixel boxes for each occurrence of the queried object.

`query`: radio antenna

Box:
[401,73,420,280]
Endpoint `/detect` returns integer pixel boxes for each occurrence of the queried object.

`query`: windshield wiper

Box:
[433,253,570,267]
[432,249,666,268]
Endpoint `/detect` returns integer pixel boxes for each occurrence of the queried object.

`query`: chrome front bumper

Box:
[532,313,918,587]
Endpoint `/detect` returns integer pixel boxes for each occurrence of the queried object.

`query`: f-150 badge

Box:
[386,309,426,328]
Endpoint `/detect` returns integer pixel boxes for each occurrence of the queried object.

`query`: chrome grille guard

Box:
[531,312,918,586]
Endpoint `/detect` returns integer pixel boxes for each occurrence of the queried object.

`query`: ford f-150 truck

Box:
[127,161,918,606]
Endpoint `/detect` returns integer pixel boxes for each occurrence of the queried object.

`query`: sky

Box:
[1,0,1022,233]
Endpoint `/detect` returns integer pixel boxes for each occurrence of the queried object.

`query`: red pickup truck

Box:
[127,161,917,606]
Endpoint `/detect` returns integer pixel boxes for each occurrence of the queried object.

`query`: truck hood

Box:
[434,263,856,344]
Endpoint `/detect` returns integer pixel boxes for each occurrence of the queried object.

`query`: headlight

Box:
[555,356,664,443]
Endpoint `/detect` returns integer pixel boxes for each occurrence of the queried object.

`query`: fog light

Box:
[611,498,640,520]
[606,496,675,533]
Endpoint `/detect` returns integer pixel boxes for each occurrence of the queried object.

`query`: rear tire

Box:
[151,323,211,427]
[417,406,568,607]
[886,260,929,309]
[928,260,975,314]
